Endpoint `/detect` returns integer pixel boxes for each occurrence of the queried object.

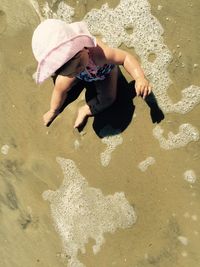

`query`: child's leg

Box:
[87,66,118,114]
[73,66,118,128]
[45,77,85,127]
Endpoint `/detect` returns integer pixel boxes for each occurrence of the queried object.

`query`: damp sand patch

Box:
[42,157,136,267]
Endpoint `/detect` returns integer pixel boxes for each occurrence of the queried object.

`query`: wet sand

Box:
[0,0,200,266]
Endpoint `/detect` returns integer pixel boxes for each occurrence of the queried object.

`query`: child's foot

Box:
[43,109,59,127]
[74,105,92,129]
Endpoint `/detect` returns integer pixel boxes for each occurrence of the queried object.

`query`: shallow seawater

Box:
[0,0,200,267]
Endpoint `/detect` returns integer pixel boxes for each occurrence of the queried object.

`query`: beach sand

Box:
[0,0,200,266]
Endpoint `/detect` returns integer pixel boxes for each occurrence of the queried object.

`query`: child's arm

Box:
[43,75,76,126]
[96,40,152,98]
[123,52,151,99]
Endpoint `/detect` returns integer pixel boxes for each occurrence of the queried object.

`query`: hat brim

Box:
[35,35,96,84]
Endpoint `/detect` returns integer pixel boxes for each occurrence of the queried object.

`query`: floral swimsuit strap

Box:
[76,53,115,82]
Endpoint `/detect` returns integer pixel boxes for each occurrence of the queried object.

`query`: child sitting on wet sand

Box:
[32,19,152,128]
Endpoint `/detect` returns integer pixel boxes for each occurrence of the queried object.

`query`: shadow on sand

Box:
[54,69,164,137]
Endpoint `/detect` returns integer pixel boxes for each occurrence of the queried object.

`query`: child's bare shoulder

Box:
[94,39,125,65]
[91,39,115,65]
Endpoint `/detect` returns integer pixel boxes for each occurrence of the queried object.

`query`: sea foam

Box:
[138,156,155,172]
[43,157,136,267]
[1,144,10,155]
[183,170,197,184]
[100,126,123,167]
[152,124,199,150]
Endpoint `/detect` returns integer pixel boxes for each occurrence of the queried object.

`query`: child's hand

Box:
[135,77,152,99]
[43,109,59,127]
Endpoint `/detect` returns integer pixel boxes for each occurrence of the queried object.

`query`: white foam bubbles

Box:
[1,144,10,155]
[172,85,200,114]
[43,157,136,267]
[29,0,74,22]
[100,126,123,167]
[184,170,197,184]
[74,139,80,150]
[152,124,199,150]
[138,156,155,172]
[56,2,74,22]
[178,236,188,246]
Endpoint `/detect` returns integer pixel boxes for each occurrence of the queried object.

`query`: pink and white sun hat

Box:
[32,19,96,84]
